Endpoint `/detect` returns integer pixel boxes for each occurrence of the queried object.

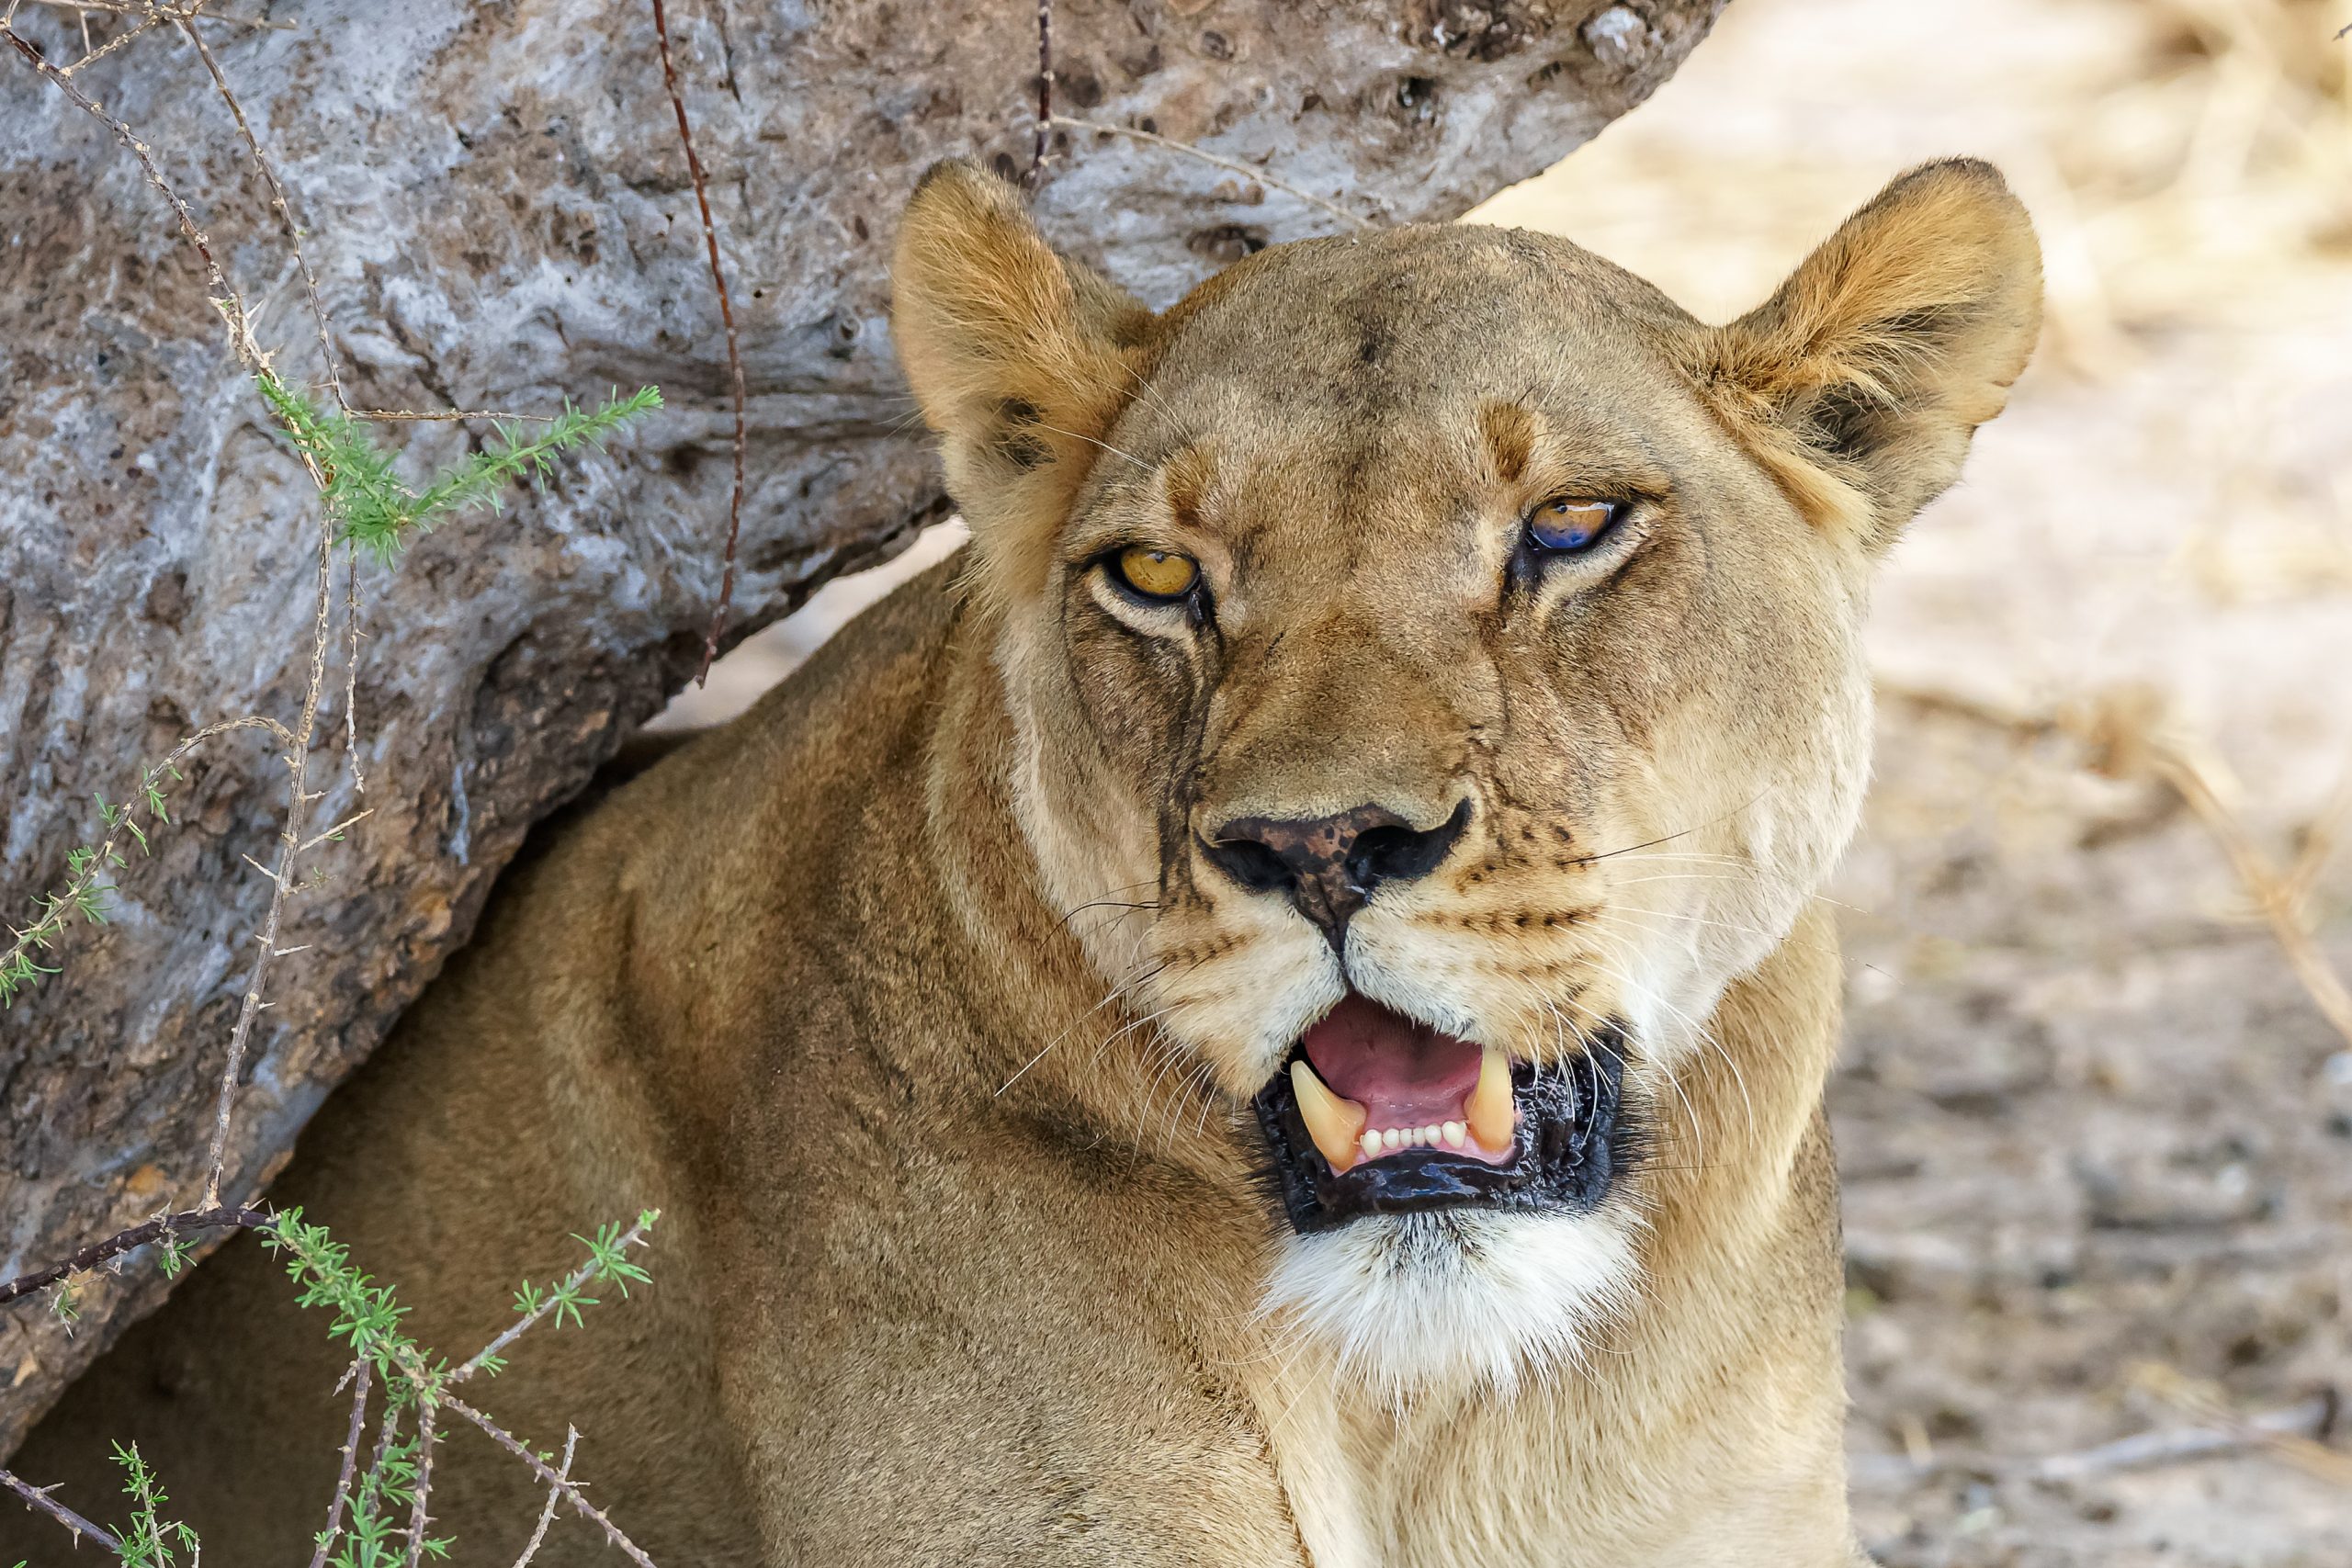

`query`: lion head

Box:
[892,161,2039,1394]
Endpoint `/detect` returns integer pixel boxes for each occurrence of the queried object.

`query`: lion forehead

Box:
[1136,226,1702,434]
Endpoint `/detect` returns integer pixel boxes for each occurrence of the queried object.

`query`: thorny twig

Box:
[0,1467,124,1551]
[58,6,156,74]
[329,1243,661,1568]
[1,716,288,1000]
[345,547,368,793]
[304,1359,374,1568]
[176,8,346,409]
[17,0,291,33]
[449,1212,660,1384]
[201,492,339,1209]
[1046,114,1375,231]
[649,0,747,687]
[298,807,376,856]
[357,1400,408,1537]
[510,1427,579,1568]
[401,1399,439,1568]
[0,22,266,368]
[347,406,557,423]
[0,1209,272,1308]
[243,1248,665,1568]
[439,1393,658,1568]
[173,0,420,817]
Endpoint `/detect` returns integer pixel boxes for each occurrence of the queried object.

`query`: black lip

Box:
[1252,1021,1635,1235]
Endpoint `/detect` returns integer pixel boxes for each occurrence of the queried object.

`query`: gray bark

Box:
[0,0,1723,1453]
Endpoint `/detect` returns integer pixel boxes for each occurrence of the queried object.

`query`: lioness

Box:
[13,159,2039,1565]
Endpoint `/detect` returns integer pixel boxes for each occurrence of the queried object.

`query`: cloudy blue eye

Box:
[1524,498,1623,555]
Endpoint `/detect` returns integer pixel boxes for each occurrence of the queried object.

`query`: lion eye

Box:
[1523,498,1623,555]
[1110,546,1201,603]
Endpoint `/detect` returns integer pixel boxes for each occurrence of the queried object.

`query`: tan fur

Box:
[10,162,2040,1565]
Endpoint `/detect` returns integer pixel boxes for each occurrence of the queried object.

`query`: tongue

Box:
[1302,995,1484,1128]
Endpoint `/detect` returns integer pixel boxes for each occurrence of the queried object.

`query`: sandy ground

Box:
[658,1,2352,1559]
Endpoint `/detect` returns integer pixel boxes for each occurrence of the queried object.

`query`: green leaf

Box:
[257,375,662,564]
[110,1439,193,1568]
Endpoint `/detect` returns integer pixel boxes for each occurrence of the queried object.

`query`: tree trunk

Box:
[0,0,1722,1452]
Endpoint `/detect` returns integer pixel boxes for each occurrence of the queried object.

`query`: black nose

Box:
[1202,799,1472,948]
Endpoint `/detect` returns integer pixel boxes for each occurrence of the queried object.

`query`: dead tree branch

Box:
[304,1359,374,1568]
[438,1393,657,1568]
[401,1399,439,1568]
[510,1427,579,1568]
[0,1207,273,1307]
[0,20,267,369]
[18,0,290,32]
[0,1467,124,1551]
[200,498,338,1209]
[176,10,346,408]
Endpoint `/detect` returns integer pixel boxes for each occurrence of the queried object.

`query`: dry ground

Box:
[661,1,2352,1559]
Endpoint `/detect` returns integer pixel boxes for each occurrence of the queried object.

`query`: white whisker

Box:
[1034,420,1149,470]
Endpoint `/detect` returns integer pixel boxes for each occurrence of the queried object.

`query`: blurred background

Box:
[657,1,2352,1561]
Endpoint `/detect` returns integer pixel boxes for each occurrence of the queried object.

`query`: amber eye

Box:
[1110,545,1201,603]
[1523,497,1623,556]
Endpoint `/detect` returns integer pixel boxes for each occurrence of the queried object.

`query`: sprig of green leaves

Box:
[257,376,662,563]
[109,1443,198,1568]
[323,1431,450,1568]
[479,1210,661,1379]
[2,762,181,1007]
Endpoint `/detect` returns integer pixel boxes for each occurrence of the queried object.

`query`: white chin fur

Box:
[1261,1207,1643,1402]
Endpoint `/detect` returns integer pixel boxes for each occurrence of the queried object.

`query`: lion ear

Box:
[891,162,1156,564]
[1682,159,2042,551]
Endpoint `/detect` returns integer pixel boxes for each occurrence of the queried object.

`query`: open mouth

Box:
[1252,992,1632,1234]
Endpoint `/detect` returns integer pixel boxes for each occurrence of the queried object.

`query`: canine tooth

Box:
[1291,1060,1368,1170]
[1361,1130,1384,1160]
[1467,1044,1515,1154]
[1442,1121,1466,1148]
